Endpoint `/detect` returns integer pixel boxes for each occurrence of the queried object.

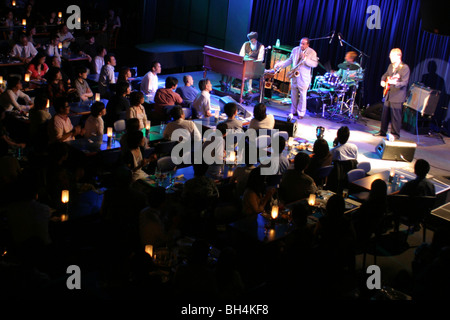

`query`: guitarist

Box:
[374,48,410,139]
[274,37,318,120]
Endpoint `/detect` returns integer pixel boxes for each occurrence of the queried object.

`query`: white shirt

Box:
[10,42,37,59]
[83,115,104,138]
[0,89,32,112]
[93,56,105,74]
[99,64,116,86]
[331,142,358,161]
[140,71,158,95]
[57,31,74,48]
[46,44,61,62]
[239,42,265,61]
[192,90,211,119]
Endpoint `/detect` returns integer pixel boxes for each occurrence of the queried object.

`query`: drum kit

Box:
[310,62,364,122]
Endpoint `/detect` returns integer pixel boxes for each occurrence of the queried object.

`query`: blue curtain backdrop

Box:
[249,0,450,121]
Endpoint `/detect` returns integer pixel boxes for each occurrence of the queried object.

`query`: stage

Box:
[152,70,450,185]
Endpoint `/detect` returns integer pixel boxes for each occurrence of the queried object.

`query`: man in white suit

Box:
[274,37,318,120]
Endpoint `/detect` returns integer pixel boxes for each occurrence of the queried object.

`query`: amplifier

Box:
[375,139,417,162]
[404,82,440,116]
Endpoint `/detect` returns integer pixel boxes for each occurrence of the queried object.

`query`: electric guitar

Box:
[383,73,400,97]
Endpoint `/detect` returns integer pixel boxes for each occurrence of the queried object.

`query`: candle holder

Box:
[389,168,395,183]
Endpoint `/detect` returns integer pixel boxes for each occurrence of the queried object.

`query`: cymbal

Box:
[338,62,360,71]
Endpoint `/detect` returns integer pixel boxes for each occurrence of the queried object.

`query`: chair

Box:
[357,162,371,174]
[317,165,334,188]
[326,160,358,193]
[157,156,176,173]
[347,169,366,183]
[113,119,126,132]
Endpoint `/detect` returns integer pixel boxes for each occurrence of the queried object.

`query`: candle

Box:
[308,194,316,206]
[12,1,16,6]
[0,76,3,85]
[22,19,26,26]
[271,204,279,220]
[46,99,50,109]
[107,127,113,138]
[95,93,100,101]
[288,137,294,149]
[145,245,153,258]
[389,168,395,183]
[229,151,236,162]
[58,12,62,18]
[24,73,30,82]
[58,42,62,50]
[145,120,151,131]
[61,190,69,204]
[61,214,68,222]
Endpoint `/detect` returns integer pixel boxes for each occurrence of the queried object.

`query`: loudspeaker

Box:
[273,115,295,137]
[404,82,440,116]
[420,0,450,36]
[307,97,323,114]
[218,96,253,118]
[375,139,417,162]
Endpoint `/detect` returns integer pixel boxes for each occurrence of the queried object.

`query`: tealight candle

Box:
[389,168,395,183]
[61,190,69,204]
[145,120,151,131]
[145,245,153,258]
[24,73,30,82]
[0,76,3,85]
[308,193,316,206]
[271,204,279,220]
[107,127,113,138]
[22,19,26,26]
[229,151,236,162]
[46,99,50,109]
[61,214,68,222]
[58,42,62,50]
[58,12,62,18]
[95,93,100,101]
[12,1,16,6]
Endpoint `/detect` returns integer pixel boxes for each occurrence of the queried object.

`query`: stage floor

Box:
[155,70,450,183]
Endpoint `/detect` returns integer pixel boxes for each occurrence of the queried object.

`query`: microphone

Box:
[329,31,335,44]
[265,46,272,50]
[338,33,343,46]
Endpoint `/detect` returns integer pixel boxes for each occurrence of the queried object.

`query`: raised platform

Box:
[135,39,203,73]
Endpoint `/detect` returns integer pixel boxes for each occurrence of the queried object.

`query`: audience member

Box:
[25,26,40,49]
[47,96,82,143]
[305,138,332,184]
[242,166,275,216]
[92,46,107,75]
[98,53,117,99]
[83,101,106,138]
[45,68,69,104]
[139,187,169,249]
[126,91,147,130]
[10,33,37,65]
[163,105,201,141]
[0,76,33,112]
[331,126,358,161]
[28,92,51,147]
[104,81,130,129]
[117,66,132,84]
[45,34,61,63]
[0,108,26,156]
[249,103,274,130]
[203,122,227,180]
[120,118,149,153]
[176,75,199,106]
[279,152,317,204]
[79,35,97,63]
[219,102,243,131]
[74,66,94,102]
[140,61,161,96]
[231,142,257,199]
[400,159,436,197]
[57,25,75,49]
[192,78,212,118]
[123,130,150,183]
[27,53,48,80]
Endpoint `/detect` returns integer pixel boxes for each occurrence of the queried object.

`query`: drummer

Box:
[334,51,362,87]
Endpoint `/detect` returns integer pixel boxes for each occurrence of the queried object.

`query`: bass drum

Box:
[324,72,340,87]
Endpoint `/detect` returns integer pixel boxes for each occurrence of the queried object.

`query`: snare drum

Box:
[313,75,325,89]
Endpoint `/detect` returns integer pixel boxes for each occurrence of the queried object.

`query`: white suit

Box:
[276,46,318,117]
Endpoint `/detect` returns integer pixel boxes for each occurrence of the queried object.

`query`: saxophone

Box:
[287,50,308,79]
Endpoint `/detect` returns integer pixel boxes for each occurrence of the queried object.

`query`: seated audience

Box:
[98,53,117,99]
[10,33,37,65]
[79,35,97,63]
[154,76,183,119]
[123,130,150,183]
[92,46,107,75]
[242,166,276,216]
[0,76,33,112]
[400,159,436,197]
[46,68,73,104]
[305,138,333,184]
[57,25,75,49]
[331,126,358,161]
[249,103,275,130]
[192,78,212,119]
[105,81,130,129]
[47,96,83,143]
[28,93,51,147]
[46,34,61,63]
[203,122,227,180]
[176,75,199,106]
[74,66,94,102]
[83,101,106,138]
[26,26,40,49]
[231,143,257,199]
[0,108,26,156]
[120,118,149,153]
[140,61,161,96]
[117,66,132,84]
[279,152,317,204]
[163,105,201,141]
[219,102,243,131]
[126,91,148,130]
[27,53,48,81]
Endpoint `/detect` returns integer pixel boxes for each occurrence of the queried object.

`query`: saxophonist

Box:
[274,37,318,120]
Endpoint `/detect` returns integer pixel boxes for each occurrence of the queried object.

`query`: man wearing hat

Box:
[274,37,318,120]
[239,31,265,93]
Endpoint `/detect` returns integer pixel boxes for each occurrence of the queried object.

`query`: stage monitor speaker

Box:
[420,0,450,36]
[404,82,440,116]
[375,139,417,162]
[273,115,295,137]
[218,96,252,119]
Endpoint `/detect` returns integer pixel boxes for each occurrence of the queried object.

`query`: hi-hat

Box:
[338,62,360,70]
